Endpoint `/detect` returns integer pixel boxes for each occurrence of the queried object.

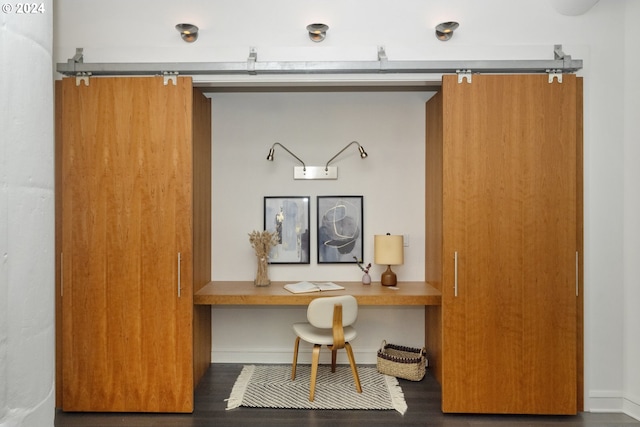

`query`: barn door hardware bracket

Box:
[547,69,563,83]
[548,44,572,82]
[68,47,84,66]
[378,46,388,72]
[75,72,91,86]
[163,71,179,85]
[554,44,569,61]
[457,70,472,84]
[248,47,257,75]
[68,48,90,86]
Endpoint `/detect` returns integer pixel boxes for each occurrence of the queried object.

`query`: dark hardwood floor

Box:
[55,364,640,427]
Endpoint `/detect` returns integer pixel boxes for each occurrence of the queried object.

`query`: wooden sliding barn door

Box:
[438,74,579,414]
[60,77,194,412]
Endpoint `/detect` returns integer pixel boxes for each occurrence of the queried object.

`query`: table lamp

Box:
[374,233,404,286]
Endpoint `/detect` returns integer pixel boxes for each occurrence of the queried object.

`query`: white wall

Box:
[623,0,640,421]
[51,0,638,418]
[0,1,55,426]
[210,91,430,364]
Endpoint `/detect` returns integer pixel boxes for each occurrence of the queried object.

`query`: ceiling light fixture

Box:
[435,21,459,41]
[175,23,199,43]
[306,23,329,42]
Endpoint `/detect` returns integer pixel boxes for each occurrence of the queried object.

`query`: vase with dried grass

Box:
[249,230,278,286]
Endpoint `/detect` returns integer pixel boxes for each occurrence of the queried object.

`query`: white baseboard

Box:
[588,390,640,421]
[588,390,624,412]
[623,395,640,421]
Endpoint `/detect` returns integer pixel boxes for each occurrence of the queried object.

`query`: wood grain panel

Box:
[576,77,584,411]
[519,75,577,413]
[54,80,63,408]
[191,88,212,384]
[61,77,111,411]
[61,77,195,412]
[436,74,578,414]
[139,76,193,412]
[443,75,526,412]
[194,281,441,306]
[425,90,444,384]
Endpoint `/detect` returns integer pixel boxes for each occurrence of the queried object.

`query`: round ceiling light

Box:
[435,21,459,41]
[175,23,199,43]
[306,23,329,42]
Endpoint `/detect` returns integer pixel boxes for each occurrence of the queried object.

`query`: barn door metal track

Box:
[56,45,582,80]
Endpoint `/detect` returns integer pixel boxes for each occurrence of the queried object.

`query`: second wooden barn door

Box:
[60,77,194,412]
[440,74,579,414]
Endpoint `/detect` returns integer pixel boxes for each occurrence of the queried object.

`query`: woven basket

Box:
[376,340,427,381]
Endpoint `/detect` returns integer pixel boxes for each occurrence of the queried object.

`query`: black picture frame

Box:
[263,196,310,264]
[317,195,363,264]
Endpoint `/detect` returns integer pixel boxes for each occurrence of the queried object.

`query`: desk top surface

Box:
[194,281,441,306]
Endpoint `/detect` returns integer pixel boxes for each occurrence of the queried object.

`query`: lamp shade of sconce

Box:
[374,233,404,286]
[307,23,329,42]
[435,21,459,41]
[175,23,199,43]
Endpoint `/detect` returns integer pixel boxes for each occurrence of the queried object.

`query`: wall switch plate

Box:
[403,234,410,247]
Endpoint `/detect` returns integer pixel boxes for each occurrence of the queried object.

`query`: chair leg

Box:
[345,342,362,393]
[309,344,321,401]
[292,336,300,380]
[331,348,337,372]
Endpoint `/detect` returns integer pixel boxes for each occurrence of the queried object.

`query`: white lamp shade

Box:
[374,234,404,265]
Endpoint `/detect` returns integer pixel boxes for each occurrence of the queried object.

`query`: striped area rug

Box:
[225,364,407,414]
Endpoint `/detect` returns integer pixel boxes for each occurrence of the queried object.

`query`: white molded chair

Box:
[291,295,362,401]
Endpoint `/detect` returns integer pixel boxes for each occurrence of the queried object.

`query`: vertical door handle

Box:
[60,252,63,297]
[576,251,579,297]
[177,252,182,298]
[454,251,459,297]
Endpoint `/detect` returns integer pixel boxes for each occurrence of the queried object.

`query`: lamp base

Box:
[381,265,397,286]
